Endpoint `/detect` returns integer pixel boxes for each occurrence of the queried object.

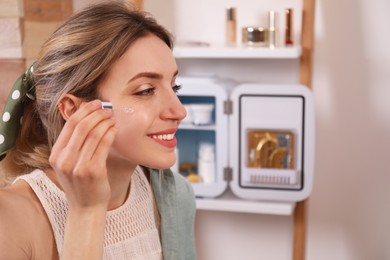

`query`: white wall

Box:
[307,0,390,259]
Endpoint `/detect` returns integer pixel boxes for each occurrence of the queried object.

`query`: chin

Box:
[143,155,176,170]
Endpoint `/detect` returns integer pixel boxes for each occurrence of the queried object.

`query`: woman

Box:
[0,2,196,259]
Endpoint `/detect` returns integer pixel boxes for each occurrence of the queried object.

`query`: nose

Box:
[160,90,187,122]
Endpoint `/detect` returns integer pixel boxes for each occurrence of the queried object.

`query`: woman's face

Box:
[98,34,186,170]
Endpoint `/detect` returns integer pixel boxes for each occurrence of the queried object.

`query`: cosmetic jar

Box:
[190,104,214,125]
[242,26,268,47]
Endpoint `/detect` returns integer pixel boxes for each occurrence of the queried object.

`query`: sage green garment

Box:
[149,168,197,260]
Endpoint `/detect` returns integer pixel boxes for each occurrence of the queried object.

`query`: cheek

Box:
[114,110,149,137]
[111,109,153,152]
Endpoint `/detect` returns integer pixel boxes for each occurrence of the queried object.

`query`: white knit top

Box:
[15,167,162,260]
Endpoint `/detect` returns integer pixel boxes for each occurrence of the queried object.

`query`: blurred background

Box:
[1,0,389,259]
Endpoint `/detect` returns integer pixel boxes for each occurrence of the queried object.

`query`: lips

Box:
[148,128,178,148]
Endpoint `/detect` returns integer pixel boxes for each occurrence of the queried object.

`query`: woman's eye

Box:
[135,87,156,96]
[172,84,182,94]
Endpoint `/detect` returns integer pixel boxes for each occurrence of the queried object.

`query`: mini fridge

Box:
[175,77,315,202]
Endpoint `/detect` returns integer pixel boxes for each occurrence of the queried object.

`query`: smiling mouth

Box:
[151,133,175,141]
[149,130,177,148]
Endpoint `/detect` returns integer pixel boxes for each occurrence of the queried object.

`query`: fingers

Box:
[92,125,117,162]
[50,100,117,171]
[73,124,118,181]
[53,100,99,148]
[66,107,113,153]
[78,114,117,161]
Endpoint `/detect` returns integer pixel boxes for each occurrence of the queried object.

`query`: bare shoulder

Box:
[0,180,42,221]
[0,181,57,259]
[0,182,37,259]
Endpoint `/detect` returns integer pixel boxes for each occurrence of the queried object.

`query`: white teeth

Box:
[152,133,175,140]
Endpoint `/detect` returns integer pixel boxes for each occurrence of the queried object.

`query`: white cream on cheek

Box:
[101,102,135,114]
[112,106,135,114]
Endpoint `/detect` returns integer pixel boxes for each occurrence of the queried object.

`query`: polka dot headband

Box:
[0,64,35,161]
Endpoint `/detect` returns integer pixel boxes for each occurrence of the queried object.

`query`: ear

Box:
[58,94,83,121]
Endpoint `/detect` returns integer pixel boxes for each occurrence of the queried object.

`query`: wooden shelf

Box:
[196,189,295,216]
[173,44,301,59]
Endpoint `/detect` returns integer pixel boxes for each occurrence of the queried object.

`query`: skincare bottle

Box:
[267,11,278,48]
[225,7,237,45]
[285,8,294,46]
[197,142,216,184]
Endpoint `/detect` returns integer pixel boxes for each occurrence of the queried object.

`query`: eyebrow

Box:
[128,70,179,83]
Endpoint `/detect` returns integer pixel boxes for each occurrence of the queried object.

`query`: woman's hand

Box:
[49,100,118,210]
[49,100,118,260]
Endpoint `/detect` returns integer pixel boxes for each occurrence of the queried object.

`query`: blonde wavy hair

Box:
[0,1,173,185]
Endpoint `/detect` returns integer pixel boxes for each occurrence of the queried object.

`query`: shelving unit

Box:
[294,1,316,259]
[139,0,316,259]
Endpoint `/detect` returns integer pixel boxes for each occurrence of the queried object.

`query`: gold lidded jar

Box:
[242,26,268,47]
